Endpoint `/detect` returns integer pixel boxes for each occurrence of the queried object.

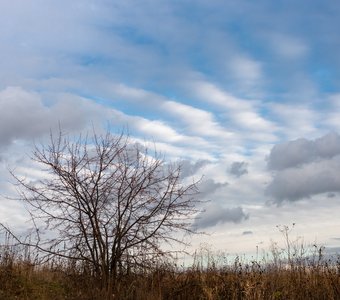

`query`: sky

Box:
[1,0,340,257]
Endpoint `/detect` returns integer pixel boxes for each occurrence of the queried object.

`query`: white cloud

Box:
[324,94,340,131]
[108,108,217,152]
[269,103,319,139]
[233,110,274,131]
[268,34,308,59]
[109,84,234,141]
[229,55,262,84]
[189,80,276,134]
[162,100,233,139]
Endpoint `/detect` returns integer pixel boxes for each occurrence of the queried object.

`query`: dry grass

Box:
[1,237,339,299]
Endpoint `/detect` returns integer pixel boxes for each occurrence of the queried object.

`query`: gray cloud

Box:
[179,159,210,179]
[229,161,248,177]
[197,179,228,200]
[194,205,249,229]
[268,132,340,170]
[242,231,253,235]
[0,87,105,147]
[267,133,340,203]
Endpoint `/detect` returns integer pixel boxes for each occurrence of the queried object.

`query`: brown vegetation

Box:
[1,235,339,300]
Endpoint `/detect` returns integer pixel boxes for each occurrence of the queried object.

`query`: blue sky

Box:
[1,0,340,255]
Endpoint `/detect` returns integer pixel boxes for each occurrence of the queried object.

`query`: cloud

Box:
[179,159,210,179]
[108,84,234,142]
[0,86,106,147]
[268,34,308,59]
[189,81,276,135]
[228,55,263,90]
[268,138,315,171]
[194,205,249,229]
[268,103,318,139]
[268,132,340,170]
[162,100,233,139]
[266,133,340,203]
[108,108,214,150]
[267,158,340,202]
[242,231,253,235]
[229,161,248,177]
[197,179,228,200]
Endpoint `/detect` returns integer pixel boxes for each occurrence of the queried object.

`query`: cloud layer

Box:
[268,133,340,170]
[229,161,248,177]
[1,0,340,253]
[267,133,340,202]
[194,205,249,229]
[0,86,105,147]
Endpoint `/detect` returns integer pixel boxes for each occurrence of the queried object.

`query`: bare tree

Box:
[5,130,199,293]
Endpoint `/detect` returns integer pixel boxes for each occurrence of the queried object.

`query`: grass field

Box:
[1,236,339,300]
